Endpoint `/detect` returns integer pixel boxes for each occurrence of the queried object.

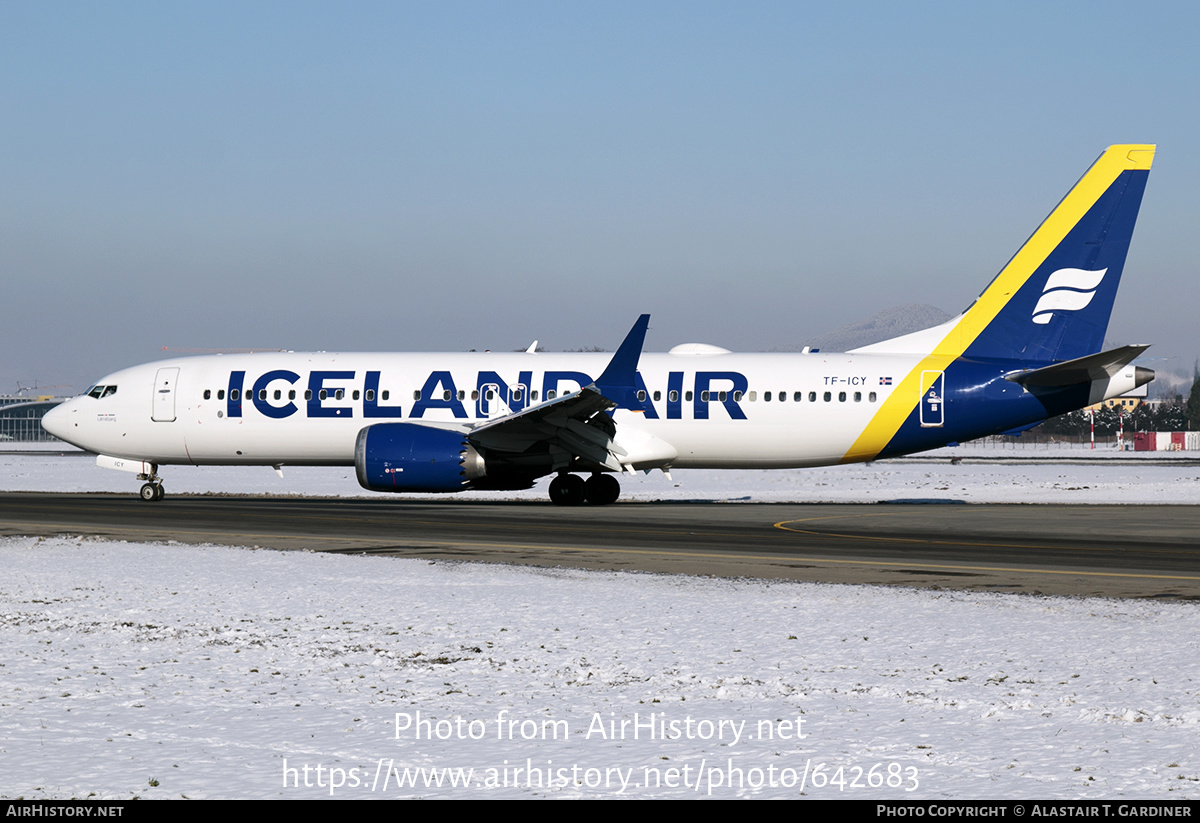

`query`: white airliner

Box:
[43,145,1156,505]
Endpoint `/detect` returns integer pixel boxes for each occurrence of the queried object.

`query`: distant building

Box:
[1085,382,1147,413]
[0,396,66,442]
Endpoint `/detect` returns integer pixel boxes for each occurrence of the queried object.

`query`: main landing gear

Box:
[548,472,620,506]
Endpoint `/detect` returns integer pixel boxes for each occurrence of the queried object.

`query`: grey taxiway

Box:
[2,493,1198,600]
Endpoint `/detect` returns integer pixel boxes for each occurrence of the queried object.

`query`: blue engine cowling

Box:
[355,423,486,493]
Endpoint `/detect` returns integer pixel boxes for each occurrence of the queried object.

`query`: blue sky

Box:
[3,1,1197,393]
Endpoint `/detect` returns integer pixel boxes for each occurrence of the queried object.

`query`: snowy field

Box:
[4,538,1200,800]
[2,447,1200,799]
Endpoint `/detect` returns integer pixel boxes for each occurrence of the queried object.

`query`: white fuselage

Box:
[45,349,921,471]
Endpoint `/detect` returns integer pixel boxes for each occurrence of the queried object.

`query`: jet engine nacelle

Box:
[355,422,486,493]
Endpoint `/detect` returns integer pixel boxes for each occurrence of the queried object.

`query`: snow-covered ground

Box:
[4,537,1200,800]
[2,447,1200,799]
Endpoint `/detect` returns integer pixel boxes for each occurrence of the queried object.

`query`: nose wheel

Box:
[140,481,165,502]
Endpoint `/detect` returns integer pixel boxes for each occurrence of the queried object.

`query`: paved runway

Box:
[2,493,1198,599]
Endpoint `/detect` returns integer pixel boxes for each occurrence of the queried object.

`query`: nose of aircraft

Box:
[40,399,72,441]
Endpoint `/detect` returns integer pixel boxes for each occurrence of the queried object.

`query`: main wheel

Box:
[548,473,586,506]
[584,473,620,505]
[140,482,159,502]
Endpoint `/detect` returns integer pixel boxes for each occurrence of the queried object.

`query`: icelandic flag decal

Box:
[879,376,892,386]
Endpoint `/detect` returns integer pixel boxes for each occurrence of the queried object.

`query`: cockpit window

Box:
[101,385,117,398]
[87,385,118,399]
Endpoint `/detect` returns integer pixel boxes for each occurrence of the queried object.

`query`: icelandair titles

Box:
[224,369,752,421]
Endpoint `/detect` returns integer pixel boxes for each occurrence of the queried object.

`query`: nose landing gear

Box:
[139,482,165,501]
[137,466,165,502]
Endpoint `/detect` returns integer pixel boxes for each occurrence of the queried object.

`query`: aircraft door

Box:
[920,370,945,427]
[479,383,510,419]
[152,367,179,422]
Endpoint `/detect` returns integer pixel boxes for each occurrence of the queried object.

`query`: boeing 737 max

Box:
[42,145,1156,505]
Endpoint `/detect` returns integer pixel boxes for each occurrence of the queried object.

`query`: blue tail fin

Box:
[844,146,1155,464]
[961,145,1154,362]
[856,145,1154,363]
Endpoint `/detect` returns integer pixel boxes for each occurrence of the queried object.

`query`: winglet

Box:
[593,314,650,408]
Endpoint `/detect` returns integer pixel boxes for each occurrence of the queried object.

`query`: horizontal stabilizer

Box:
[1005,344,1150,388]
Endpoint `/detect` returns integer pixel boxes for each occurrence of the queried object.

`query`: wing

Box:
[467,315,652,473]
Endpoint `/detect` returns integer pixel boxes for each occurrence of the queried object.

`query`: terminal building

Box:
[0,395,66,442]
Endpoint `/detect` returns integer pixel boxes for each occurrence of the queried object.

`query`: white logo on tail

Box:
[1031,268,1107,325]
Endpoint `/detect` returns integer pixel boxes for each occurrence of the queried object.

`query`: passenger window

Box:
[685,391,693,401]
[289,390,296,400]
[413,390,421,401]
[637,390,646,402]
[353,390,360,400]
[809,392,817,402]
[778,391,786,402]
[854,392,861,402]
[335,389,344,401]
[701,391,710,402]
[305,390,312,401]
[765,391,772,402]
[669,390,679,403]
[319,390,327,401]
[218,390,225,400]
[203,389,211,400]
[366,390,375,402]
[273,389,281,400]
[823,392,831,402]
[748,391,757,402]
[443,390,452,401]
[793,392,802,402]
[838,392,846,402]
[869,391,877,402]
[733,390,742,401]
[258,389,267,401]
[653,391,661,401]
[231,389,240,402]
[545,390,555,400]
[382,391,390,401]
[718,391,727,401]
